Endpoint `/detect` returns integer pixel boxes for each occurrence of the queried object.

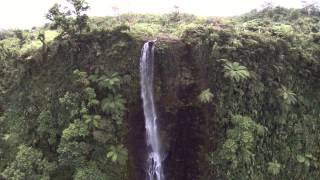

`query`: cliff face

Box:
[127,39,205,179]
[125,25,320,179]
[19,30,206,179]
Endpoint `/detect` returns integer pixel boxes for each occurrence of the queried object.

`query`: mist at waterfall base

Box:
[140,41,164,180]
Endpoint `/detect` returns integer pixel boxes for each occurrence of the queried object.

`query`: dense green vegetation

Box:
[1,0,320,179]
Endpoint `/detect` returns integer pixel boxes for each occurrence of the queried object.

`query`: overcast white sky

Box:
[0,0,318,29]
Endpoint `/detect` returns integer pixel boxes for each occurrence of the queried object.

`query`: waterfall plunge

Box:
[140,41,164,180]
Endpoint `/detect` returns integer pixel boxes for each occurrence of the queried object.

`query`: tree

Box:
[221,60,250,82]
[261,1,274,10]
[301,0,320,16]
[173,5,180,14]
[1,145,56,180]
[278,85,297,105]
[56,69,128,179]
[214,115,266,179]
[198,89,213,103]
[46,0,90,36]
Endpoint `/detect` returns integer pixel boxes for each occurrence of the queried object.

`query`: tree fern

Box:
[278,85,297,105]
[222,60,250,82]
[199,88,213,103]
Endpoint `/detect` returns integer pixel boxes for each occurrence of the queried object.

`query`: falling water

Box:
[140,41,164,180]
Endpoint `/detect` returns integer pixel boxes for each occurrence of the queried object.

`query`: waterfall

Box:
[140,41,164,180]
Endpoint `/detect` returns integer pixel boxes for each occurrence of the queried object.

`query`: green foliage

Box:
[1,2,320,180]
[87,12,206,39]
[0,38,20,98]
[20,30,58,54]
[74,164,107,180]
[62,120,90,140]
[0,29,58,56]
[56,69,128,178]
[296,153,319,168]
[46,0,90,36]
[278,85,297,105]
[1,145,56,180]
[213,115,265,179]
[272,24,294,37]
[57,141,90,167]
[198,88,213,103]
[222,60,250,82]
[189,6,320,179]
[130,23,162,38]
[267,161,281,175]
[106,145,128,165]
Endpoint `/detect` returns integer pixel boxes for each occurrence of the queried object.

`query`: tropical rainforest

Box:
[1,0,320,179]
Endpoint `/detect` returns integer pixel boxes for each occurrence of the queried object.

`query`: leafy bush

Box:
[1,145,56,180]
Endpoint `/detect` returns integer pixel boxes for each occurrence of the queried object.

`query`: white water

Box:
[140,41,164,180]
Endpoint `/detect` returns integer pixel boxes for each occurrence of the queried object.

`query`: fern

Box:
[222,60,250,82]
[268,161,281,175]
[278,85,297,105]
[199,88,213,103]
[107,145,128,165]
